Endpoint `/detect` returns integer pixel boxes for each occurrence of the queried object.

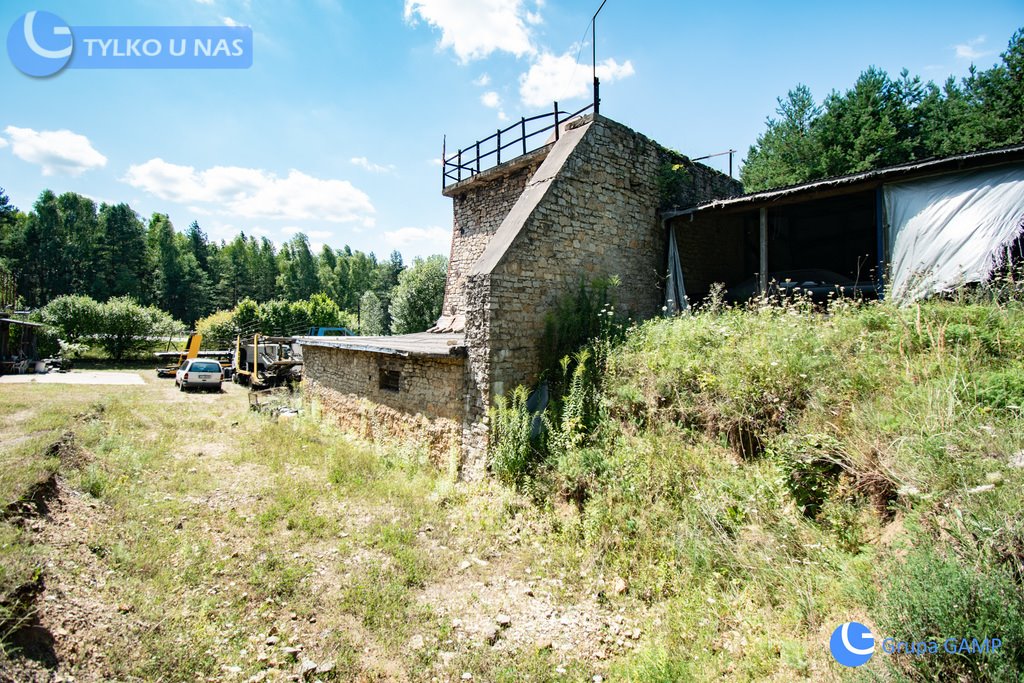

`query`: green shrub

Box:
[194,309,237,348]
[975,365,1024,411]
[877,546,1024,682]
[303,292,354,330]
[79,464,108,498]
[554,446,607,511]
[95,297,182,360]
[657,161,693,209]
[359,290,385,335]
[768,433,845,518]
[538,276,622,384]
[552,349,602,453]
[39,294,102,344]
[488,386,545,488]
[257,299,310,336]
[390,255,447,334]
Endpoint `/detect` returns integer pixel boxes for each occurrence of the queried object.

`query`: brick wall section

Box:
[441,150,549,317]
[302,344,464,466]
[676,214,748,298]
[460,115,741,476]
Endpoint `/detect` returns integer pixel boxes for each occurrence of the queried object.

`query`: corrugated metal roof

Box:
[668,143,1024,217]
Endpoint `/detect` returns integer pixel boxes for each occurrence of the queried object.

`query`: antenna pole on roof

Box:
[592,0,608,115]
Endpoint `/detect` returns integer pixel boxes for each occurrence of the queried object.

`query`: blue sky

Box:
[1,0,1021,260]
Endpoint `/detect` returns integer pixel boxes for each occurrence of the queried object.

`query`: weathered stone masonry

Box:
[442,149,548,317]
[302,114,739,479]
[451,115,741,476]
[302,343,465,466]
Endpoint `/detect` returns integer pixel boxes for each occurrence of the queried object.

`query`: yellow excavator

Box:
[155,333,202,377]
[155,333,233,378]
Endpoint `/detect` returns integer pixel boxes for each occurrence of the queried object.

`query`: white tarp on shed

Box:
[665,225,689,314]
[884,164,1024,302]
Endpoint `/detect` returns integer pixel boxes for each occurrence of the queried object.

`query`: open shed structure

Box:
[665,144,1024,308]
[0,268,44,375]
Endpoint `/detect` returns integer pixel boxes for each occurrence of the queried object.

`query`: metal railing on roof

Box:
[441,100,595,189]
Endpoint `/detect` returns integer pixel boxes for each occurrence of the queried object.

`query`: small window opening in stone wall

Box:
[379,368,400,392]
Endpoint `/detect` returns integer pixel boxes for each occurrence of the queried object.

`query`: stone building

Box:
[299,113,741,478]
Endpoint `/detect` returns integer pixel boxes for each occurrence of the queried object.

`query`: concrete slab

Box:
[0,371,145,385]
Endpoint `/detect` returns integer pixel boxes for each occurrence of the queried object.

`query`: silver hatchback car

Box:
[175,359,223,392]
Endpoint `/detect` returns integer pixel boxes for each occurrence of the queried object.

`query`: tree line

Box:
[741,27,1024,192]
[0,187,448,337]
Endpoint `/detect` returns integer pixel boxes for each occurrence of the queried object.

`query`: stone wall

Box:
[441,149,549,317]
[459,115,742,476]
[302,344,465,466]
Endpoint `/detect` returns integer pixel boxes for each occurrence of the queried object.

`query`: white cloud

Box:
[497,110,508,122]
[4,126,107,176]
[350,156,396,174]
[123,158,375,224]
[383,226,450,252]
[481,91,501,108]
[0,137,7,149]
[519,52,635,108]
[954,35,993,60]
[473,73,491,87]
[221,16,243,27]
[404,0,537,63]
[195,0,214,4]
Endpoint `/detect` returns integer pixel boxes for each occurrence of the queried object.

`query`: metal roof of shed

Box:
[667,143,1024,218]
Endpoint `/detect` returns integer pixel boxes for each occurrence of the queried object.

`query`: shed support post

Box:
[759,207,768,295]
[875,186,886,299]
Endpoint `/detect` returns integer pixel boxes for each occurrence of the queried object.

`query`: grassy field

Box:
[0,374,637,682]
[2,293,1023,682]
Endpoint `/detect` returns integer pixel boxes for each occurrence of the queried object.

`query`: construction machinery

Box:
[233,334,303,388]
[155,333,234,378]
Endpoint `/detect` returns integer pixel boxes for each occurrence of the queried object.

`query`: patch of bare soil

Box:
[417,566,645,671]
[44,433,92,471]
[0,479,134,683]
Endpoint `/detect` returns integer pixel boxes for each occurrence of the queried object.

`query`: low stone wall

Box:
[302,344,465,467]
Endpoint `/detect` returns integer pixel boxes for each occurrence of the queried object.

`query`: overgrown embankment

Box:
[492,292,1024,680]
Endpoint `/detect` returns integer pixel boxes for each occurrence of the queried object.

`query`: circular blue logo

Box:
[7,10,73,77]
[829,621,875,667]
